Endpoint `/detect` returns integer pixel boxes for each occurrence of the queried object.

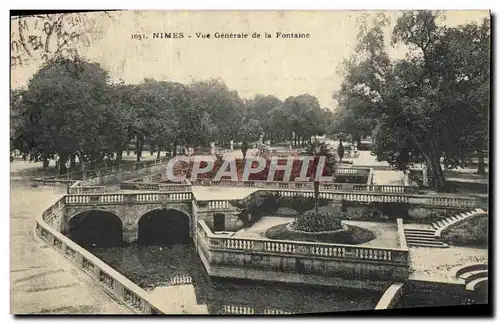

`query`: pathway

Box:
[192,186,259,201]
[10,176,131,314]
[372,170,405,185]
[408,246,488,284]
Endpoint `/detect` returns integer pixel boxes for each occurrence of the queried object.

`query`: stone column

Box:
[122,223,138,244]
[210,142,216,155]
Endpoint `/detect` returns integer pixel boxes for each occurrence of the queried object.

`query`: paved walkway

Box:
[372,170,404,185]
[192,186,259,201]
[408,246,488,284]
[10,178,131,314]
[352,151,390,168]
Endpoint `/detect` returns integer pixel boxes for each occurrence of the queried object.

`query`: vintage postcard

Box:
[10,10,490,315]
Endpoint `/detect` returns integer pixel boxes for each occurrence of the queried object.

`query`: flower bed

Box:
[265,222,376,245]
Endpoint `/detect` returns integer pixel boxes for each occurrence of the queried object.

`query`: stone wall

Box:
[338,202,466,223]
[196,220,409,289]
[442,214,488,248]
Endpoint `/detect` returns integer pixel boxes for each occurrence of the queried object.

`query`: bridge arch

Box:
[65,210,123,249]
[136,207,192,245]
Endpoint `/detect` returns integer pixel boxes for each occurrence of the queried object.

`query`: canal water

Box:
[90,243,382,314]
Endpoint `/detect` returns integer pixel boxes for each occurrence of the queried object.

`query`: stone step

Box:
[406,236,440,243]
[405,231,435,236]
[459,270,488,283]
[405,234,436,240]
[466,277,488,291]
[455,264,488,279]
[407,241,448,248]
[404,229,435,234]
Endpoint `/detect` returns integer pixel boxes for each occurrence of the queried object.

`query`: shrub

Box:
[294,210,344,232]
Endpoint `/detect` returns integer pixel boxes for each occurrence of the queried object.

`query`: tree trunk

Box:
[42,158,49,170]
[423,153,446,191]
[477,149,486,175]
[157,149,161,161]
[116,149,123,166]
[70,154,76,169]
[135,138,143,162]
[58,153,67,175]
[313,180,320,216]
[173,143,178,156]
[241,141,249,160]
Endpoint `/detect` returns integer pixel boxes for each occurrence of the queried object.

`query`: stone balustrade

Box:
[68,181,107,194]
[64,192,193,206]
[221,304,292,315]
[33,178,76,187]
[197,220,409,265]
[260,189,481,209]
[196,220,410,287]
[335,167,371,176]
[35,198,165,314]
[189,179,417,193]
[34,158,171,185]
[207,201,231,210]
[121,181,192,192]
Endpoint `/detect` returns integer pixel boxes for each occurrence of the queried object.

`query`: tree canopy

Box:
[11,57,333,173]
[334,11,490,190]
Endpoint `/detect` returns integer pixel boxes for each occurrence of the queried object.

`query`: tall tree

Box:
[15,56,109,173]
[335,11,490,190]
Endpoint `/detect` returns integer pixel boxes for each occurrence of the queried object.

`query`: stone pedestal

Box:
[230,140,234,151]
[210,142,216,155]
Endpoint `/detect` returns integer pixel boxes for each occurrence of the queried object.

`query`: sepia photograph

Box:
[9,9,491,315]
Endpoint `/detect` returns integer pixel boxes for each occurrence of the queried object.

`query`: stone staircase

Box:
[455,264,488,293]
[404,228,448,248]
[431,208,486,231]
[404,208,487,248]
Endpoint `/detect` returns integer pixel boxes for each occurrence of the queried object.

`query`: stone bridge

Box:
[62,192,195,244]
[59,188,485,248]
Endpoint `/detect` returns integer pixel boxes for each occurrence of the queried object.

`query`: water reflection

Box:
[90,243,381,314]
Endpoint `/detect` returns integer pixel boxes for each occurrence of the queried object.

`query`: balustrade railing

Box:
[63,191,193,205]
[68,181,107,194]
[34,158,171,186]
[197,220,408,265]
[189,179,417,194]
[121,181,192,192]
[35,196,167,314]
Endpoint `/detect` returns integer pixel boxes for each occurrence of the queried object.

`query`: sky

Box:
[11,10,489,110]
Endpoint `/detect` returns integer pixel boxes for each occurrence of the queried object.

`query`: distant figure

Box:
[422,164,429,187]
[337,140,345,163]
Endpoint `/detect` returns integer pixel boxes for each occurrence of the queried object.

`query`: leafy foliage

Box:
[294,211,343,232]
[335,11,490,190]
